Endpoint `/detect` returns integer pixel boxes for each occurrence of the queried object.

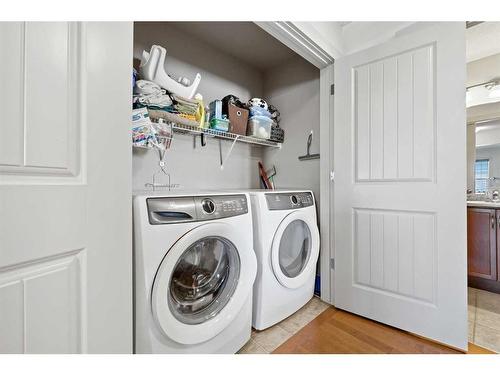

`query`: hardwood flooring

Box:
[273,307,494,354]
[238,297,330,353]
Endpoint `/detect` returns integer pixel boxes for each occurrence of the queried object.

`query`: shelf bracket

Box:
[220,135,240,170]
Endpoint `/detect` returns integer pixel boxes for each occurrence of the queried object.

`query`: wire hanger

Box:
[144,121,180,191]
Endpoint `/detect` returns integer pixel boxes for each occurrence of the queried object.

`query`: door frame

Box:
[255,21,336,304]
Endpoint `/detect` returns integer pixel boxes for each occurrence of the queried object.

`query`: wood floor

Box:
[273,307,494,354]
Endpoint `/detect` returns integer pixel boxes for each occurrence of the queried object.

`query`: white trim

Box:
[319,64,335,304]
[254,22,336,69]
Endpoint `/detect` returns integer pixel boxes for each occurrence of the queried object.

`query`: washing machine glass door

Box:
[271,210,320,289]
[152,222,256,345]
[168,236,240,325]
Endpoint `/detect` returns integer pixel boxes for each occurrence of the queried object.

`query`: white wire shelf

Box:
[170,122,282,148]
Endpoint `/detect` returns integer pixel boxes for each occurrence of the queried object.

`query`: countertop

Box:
[467,200,500,208]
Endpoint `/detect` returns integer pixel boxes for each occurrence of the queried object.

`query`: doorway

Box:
[466,21,500,353]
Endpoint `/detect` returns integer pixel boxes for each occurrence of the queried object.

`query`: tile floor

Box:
[238,296,330,354]
[468,287,500,353]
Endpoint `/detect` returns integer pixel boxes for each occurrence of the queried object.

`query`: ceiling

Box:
[170,22,298,71]
[466,22,500,62]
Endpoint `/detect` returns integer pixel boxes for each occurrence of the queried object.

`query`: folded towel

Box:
[134,80,173,107]
[148,109,200,128]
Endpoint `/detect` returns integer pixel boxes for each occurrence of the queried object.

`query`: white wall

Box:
[262,55,321,210]
[287,21,416,58]
[264,21,416,62]
[476,125,500,147]
[340,22,414,54]
[86,22,133,353]
[293,22,345,58]
[133,22,264,191]
[466,52,500,107]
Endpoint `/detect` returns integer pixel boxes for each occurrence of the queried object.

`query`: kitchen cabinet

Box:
[467,207,497,279]
[467,206,500,293]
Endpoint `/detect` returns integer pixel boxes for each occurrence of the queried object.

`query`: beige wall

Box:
[262,55,321,211]
[467,52,500,87]
[132,22,321,197]
[133,22,264,191]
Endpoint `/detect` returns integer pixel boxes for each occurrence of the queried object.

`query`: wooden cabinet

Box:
[467,208,497,280]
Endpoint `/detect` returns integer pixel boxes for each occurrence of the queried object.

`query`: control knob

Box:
[201,198,216,214]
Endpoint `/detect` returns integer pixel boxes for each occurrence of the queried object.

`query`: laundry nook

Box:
[1,13,500,370]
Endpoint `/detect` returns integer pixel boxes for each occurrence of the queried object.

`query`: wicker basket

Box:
[270,123,284,143]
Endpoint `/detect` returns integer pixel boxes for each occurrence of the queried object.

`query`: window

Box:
[475,159,490,193]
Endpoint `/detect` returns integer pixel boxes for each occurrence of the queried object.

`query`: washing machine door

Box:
[270,210,320,289]
[152,222,256,345]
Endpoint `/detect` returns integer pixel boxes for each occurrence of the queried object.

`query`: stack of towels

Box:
[133,79,202,127]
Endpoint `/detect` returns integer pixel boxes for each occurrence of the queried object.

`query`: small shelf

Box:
[170,122,281,148]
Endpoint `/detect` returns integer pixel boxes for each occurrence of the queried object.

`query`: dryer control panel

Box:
[265,192,314,210]
[147,194,248,225]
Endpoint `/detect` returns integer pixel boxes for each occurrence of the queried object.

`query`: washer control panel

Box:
[196,195,248,219]
[265,192,314,211]
[147,194,248,225]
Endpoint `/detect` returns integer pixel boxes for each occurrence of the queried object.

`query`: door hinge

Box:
[330,258,335,270]
[330,171,335,181]
[330,84,335,95]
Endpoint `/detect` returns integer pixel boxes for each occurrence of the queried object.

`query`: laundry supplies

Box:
[134,80,173,108]
[249,106,272,118]
[171,94,200,121]
[247,115,272,139]
[247,97,274,139]
[222,95,249,135]
[136,43,204,128]
[210,118,230,132]
[134,78,204,128]
[147,109,199,128]
[132,107,156,148]
[248,98,271,117]
[248,97,268,111]
[209,100,230,132]
[209,100,223,121]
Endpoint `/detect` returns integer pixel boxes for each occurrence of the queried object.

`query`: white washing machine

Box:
[248,190,320,330]
[133,191,257,353]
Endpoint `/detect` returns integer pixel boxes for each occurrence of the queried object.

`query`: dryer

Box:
[133,192,257,353]
[248,190,320,330]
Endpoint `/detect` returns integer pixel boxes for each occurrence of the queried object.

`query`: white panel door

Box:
[0,22,132,353]
[334,23,467,350]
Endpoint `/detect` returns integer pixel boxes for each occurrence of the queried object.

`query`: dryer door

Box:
[271,210,320,289]
[152,222,256,345]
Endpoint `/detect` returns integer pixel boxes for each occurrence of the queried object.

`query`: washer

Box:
[133,191,257,353]
[248,190,320,330]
